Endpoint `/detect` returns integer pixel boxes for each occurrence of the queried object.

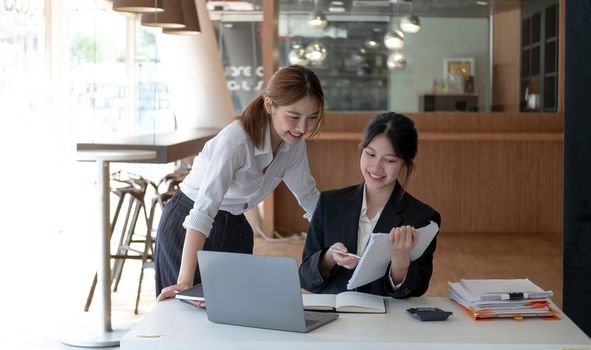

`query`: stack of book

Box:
[448,278,557,320]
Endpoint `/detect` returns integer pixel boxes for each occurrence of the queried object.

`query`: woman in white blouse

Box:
[155,65,325,301]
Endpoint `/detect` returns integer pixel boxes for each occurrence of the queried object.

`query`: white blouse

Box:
[180,120,319,237]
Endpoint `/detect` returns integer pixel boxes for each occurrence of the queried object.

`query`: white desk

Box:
[62,150,157,347]
[122,297,590,350]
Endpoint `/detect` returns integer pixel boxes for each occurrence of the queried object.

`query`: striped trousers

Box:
[154,191,254,295]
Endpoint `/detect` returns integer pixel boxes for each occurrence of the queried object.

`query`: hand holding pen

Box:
[329,243,360,270]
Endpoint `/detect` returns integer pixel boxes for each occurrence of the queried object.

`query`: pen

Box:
[329,247,361,259]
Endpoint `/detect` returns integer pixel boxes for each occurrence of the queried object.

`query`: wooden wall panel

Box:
[318,112,563,133]
[493,9,521,112]
[274,112,563,235]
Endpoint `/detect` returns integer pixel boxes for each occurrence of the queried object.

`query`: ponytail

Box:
[240,95,268,148]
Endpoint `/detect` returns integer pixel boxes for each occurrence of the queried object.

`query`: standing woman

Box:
[299,112,440,298]
[155,65,325,300]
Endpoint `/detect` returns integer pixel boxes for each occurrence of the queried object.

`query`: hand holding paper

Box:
[388,225,418,278]
[347,221,439,290]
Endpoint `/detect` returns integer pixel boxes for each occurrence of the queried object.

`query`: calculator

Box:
[406,307,453,321]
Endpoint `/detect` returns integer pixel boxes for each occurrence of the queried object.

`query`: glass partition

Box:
[277,11,491,113]
[210,1,496,113]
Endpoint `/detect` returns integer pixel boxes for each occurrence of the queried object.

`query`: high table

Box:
[62,150,157,347]
[122,297,590,350]
[76,128,220,164]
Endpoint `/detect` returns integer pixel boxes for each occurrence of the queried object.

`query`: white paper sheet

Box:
[347,221,439,290]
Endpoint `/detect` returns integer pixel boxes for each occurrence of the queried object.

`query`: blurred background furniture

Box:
[420,93,479,112]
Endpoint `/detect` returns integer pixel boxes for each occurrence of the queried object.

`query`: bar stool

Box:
[134,169,187,313]
[84,172,154,313]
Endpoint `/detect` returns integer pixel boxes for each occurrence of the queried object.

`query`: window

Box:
[0,1,46,126]
[521,0,558,112]
[66,0,173,141]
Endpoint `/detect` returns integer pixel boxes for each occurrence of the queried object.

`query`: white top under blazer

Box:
[180,120,319,237]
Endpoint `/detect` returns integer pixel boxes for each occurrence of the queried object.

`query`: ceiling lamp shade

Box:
[400,14,421,33]
[163,0,201,35]
[305,41,327,63]
[384,27,405,50]
[113,0,164,13]
[288,44,309,66]
[387,51,407,70]
[308,10,328,30]
[365,37,380,49]
[141,0,185,28]
[351,48,366,63]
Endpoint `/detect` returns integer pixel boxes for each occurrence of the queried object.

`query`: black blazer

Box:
[299,182,441,298]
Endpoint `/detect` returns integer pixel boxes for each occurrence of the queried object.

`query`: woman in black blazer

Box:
[299,112,441,298]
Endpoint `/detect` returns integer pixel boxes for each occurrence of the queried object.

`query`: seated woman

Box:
[299,112,441,298]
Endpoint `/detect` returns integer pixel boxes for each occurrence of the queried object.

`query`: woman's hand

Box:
[157,282,193,302]
[329,242,359,270]
[157,229,207,302]
[388,225,417,284]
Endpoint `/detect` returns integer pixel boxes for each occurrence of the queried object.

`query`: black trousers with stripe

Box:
[154,191,254,295]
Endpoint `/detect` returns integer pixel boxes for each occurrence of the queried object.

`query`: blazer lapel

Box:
[340,184,364,253]
[374,182,406,233]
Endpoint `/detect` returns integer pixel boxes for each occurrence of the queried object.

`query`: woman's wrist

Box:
[390,257,410,283]
[319,249,336,277]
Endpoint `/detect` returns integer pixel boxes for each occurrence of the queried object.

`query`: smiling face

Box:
[265,95,320,144]
[359,133,405,193]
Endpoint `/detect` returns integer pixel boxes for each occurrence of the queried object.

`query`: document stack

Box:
[448,278,556,320]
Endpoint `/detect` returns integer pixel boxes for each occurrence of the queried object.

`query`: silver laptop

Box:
[197,250,339,333]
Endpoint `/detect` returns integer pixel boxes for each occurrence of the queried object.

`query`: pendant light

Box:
[308,0,327,30]
[400,14,421,33]
[288,44,309,66]
[141,0,185,29]
[305,41,327,63]
[365,28,382,49]
[387,51,407,70]
[384,27,404,50]
[164,0,201,35]
[113,0,164,13]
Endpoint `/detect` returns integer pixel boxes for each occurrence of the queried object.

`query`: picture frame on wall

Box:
[444,57,475,80]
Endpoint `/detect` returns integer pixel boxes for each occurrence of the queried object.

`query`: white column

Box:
[156,0,234,130]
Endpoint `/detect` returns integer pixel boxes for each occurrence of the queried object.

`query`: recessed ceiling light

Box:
[476,1,488,5]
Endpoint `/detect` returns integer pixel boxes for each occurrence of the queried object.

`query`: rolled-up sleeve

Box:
[182,142,243,236]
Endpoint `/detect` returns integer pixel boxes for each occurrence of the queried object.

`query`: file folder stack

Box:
[448,278,557,320]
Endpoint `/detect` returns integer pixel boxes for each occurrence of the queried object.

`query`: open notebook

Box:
[302,291,386,313]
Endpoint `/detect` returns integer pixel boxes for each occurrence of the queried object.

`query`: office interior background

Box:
[1,0,589,348]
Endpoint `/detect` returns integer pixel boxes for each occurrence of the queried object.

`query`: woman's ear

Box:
[263,97,273,114]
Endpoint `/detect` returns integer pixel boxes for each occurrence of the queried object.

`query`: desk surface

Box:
[77,128,220,164]
[76,149,157,162]
[122,297,590,350]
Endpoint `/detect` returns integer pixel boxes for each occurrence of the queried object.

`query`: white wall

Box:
[156,0,234,130]
[388,17,490,112]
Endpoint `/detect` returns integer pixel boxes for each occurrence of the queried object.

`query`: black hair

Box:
[360,112,418,188]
